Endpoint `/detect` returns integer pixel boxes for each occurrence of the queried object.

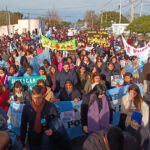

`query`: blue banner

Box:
[106,84,143,126]
[7,102,25,136]
[54,101,85,139]
[29,50,51,73]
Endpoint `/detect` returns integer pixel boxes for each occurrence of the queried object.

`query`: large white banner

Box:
[122,36,150,66]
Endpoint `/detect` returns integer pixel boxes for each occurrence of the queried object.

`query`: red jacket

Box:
[0,76,5,85]
[0,89,9,112]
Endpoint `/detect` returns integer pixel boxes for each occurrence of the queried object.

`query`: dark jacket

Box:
[9,86,31,104]
[45,75,53,88]
[56,70,78,90]
[82,130,140,150]
[20,101,59,147]
[143,63,150,81]
[81,63,93,72]
[101,68,118,89]
[58,88,81,101]
[82,130,107,150]
[114,63,121,74]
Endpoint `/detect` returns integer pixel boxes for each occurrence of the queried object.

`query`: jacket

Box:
[101,68,118,89]
[0,89,9,112]
[121,93,149,127]
[81,94,110,128]
[0,75,5,85]
[84,79,106,94]
[23,70,38,77]
[4,72,20,89]
[143,63,150,81]
[20,101,59,147]
[56,70,78,90]
[45,75,52,88]
[58,88,81,101]
[45,87,56,103]
[82,130,140,150]
[9,86,31,104]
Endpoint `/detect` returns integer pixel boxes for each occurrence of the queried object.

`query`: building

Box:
[112,24,129,35]
[0,19,45,36]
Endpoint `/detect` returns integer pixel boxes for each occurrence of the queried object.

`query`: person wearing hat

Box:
[126,112,150,150]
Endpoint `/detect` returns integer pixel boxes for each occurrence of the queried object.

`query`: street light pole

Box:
[119,0,122,24]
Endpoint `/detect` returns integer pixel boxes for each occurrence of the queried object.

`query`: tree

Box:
[61,21,71,27]
[10,12,23,24]
[47,8,61,27]
[84,10,98,29]
[98,11,129,28]
[0,11,23,26]
[126,15,150,35]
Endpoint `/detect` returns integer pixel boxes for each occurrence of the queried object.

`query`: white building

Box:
[0,19,45,36]
[112,24,129,35]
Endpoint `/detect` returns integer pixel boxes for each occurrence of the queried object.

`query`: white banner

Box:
[122,36,150,66]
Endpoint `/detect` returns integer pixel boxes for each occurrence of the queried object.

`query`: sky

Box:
[0,0,150,22]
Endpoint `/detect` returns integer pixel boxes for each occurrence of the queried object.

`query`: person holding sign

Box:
[81,84,110,133]
[119,85,149,130]
[8,81,31,105]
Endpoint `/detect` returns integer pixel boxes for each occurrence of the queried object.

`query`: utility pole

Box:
[119,0,122,24]
[130,0,134,22]
[5,6,10,35]
[101,10,103,24]
[140,0,143,17]
[91,11,93,30]
[28,13,30,34]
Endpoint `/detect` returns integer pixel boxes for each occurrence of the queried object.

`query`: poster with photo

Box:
[111,75,124,87]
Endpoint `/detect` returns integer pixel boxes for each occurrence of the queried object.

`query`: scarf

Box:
[32,100,45,133]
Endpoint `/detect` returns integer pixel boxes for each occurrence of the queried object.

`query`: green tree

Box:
[0,11,23,26]
[126,15,150,35]
[10,12,23,24]
[98,11,129,28]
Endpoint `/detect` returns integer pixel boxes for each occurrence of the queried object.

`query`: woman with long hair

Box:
[95,56,103,73]
[81,55,93,72]
[81,84,110,133]
[119,84,149,129]
[77,65,89,93]
[4,65,19,88]
[49,65,58,92]
[84,72,106,94]
[39,66,52,88]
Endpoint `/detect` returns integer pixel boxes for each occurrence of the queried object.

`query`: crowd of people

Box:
[0,28,150,150]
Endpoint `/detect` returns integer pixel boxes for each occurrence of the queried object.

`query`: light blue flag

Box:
[29,50,51,73]
[9,44,13,53]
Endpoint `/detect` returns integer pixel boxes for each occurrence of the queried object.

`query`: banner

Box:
[122,36,150,66]
[8,76,45,91]
[54,101,84,139]
[106,84,143,126]
[7,101,25,136]
[41,35,76,51]
[29,50,51,73]
[87,31,109,47]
